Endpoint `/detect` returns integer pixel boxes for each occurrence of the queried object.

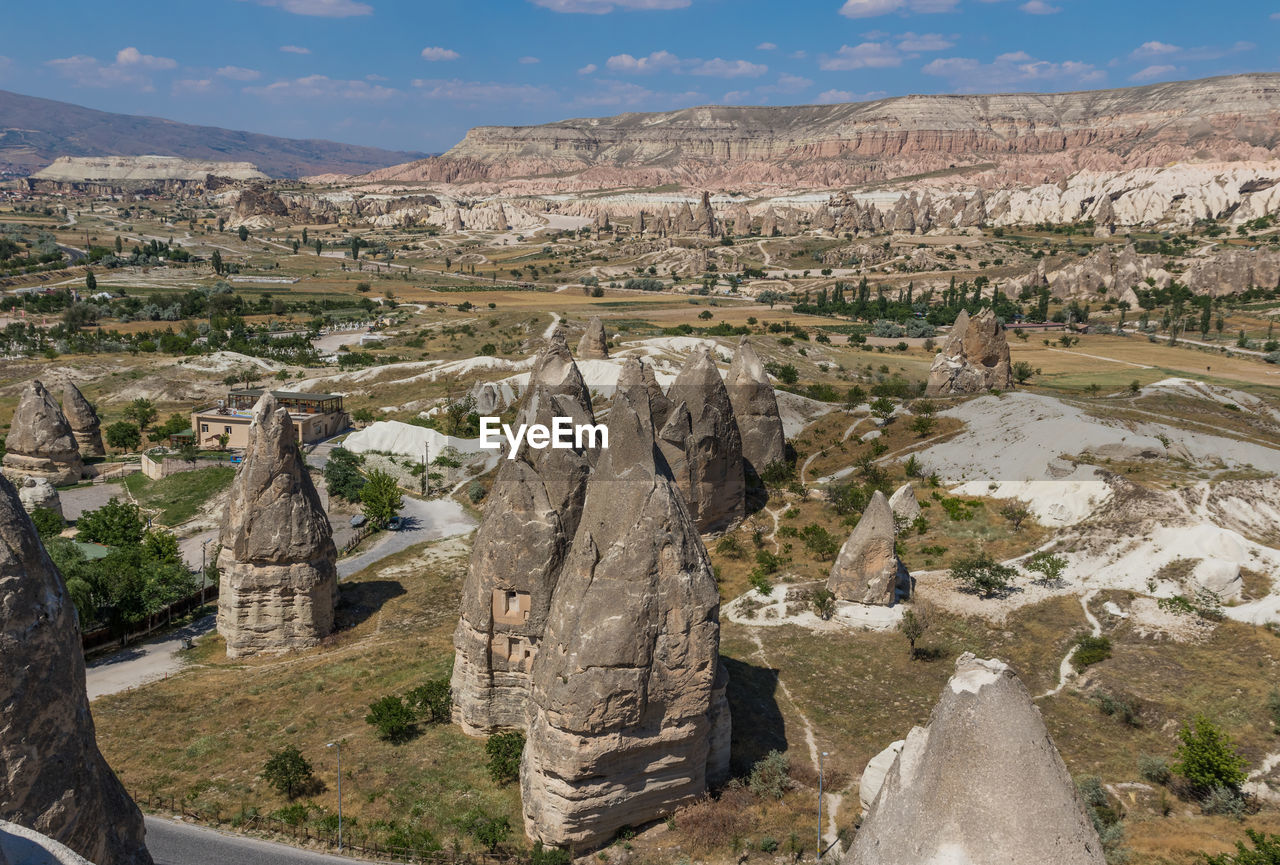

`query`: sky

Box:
[0,0,1277,155]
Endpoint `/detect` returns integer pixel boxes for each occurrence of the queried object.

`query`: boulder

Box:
[657,350,746,533]
[845,654,1106,865]
[925,309,1014,396]
[827,491,906,605]
[452,331,597,735]
[725,336,786,478]
[521,358,729,849]
[216,394,337,658]
[887,484,920,524]
[577,316,609,360]
[17,478,63,522]
[1,382,82,487]
[60,383,106,459]
[0,474,152,865]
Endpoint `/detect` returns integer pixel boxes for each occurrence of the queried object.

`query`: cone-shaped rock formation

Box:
[216,394,337,658]
[60,383,105,459]
[576,316,609,360]
[452,331,597,735]
[846,654,1106,865]
[657,350,745,533]
[1,382,82,487]
[925,308,1013,396]
[827,490,906,605]
[725,336,786,478]
[521,359,730,849]
[0,474,152,865]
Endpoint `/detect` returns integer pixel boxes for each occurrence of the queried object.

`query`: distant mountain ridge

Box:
[364,73,1280,193]
[0,89,425,179]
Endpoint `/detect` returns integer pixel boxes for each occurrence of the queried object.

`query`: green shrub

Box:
[1201,786,1246,819]
[28,506,64,538]
[407,677,451,724]
[1071,635,1112,670]
[809,588,835,620]
[271,802,311,826]
[1138,754,1171,785]
[950,553,1016,598]
[1097,691,1141,727]
[748,750,790,800]
[486,731,525,786]
[760,838,780,853]
[530,841,572,865]
[1174,715,1248,794]
[1203,829,1280,864]
[262,745,314,799]
[467,481,487,504]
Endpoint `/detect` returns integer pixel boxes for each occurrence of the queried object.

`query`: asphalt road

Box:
[146,817,366,865]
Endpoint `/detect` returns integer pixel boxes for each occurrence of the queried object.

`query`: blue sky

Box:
[1,0,1276,154]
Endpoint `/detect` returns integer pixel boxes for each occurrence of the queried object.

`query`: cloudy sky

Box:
[1,0,1276,154]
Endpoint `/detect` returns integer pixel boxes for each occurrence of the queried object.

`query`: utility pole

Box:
[326,741,342,852]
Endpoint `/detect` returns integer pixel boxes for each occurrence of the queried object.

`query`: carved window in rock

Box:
[490,634,538,671]
[492,588,531,625]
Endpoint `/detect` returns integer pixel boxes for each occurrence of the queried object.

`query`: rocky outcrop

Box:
[846,654,1105,865]
[521,359,729,849]
[0,474,152,865]
[641,360,672,429]
[577,316,609,360]
[60,383,105,459]
[888,484,920,524]
[657,350,746,533]
[925,309,1014,396]
[859,739,906,814]
[216,394,337,658]
[452,331,597,735]
[827,490,905,605]
[17,478,62,523]
[725,336,785,478]
[1,817,97,865]
[1,382,82,487]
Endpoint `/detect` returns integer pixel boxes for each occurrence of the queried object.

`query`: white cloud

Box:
[573,78,703,107]
[216,65,261,81]
[1019,0,1060,12]
[1130,41,1181,59]
[421,46,460,61]
[922,51,1104,90]
[816,88,887,104]
[895,31,953,51]
[519,56,541,64]
[820,42,902,70]
[114,47,176,70]
[1127,39,1253,63]
[1130,64,1177,81]
[172,78,215,94]
[606,50,683,73]
[246,74,397,100]
[280,45,311,54]
[412,78,554,102]
[839,0,959,18]
[578,63,599,74]
[529,0,689,11]
[790,50,808,59]
[756,42,777,51]
[764,73,813,93]
[691,58,768,78]
[241,0,372,17]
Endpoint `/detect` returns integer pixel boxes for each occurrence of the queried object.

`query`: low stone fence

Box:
[140,452,234,480]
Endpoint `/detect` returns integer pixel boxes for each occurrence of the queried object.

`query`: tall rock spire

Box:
[60,382,106,459]
[1,381,82,487]
[521,358,730,848]
[725,336,786,478]
[216,393,337,658]
[0,474,153,865]
[451,330,597,735]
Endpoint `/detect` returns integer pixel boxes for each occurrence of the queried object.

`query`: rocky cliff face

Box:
[0,474,152,865]
[657,350,746,533]
[521,359,729,849]
[365,75,1280,193]
[452,331,596,735]
[216,394,337,658]
[724,336,786,478]
[926,309,1014,396]
[847,654,1105,865]
[60,383,105,459]
[1,382,83,488]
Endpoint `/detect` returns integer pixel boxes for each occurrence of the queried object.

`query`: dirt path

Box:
[1036,589,1100,700]
[763,506,784,553]
[1046,347,1153,369]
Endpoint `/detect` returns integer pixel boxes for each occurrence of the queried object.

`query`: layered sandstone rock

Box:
[521,359,729,848]
[657,350,746,533]
[827,490,905,605]
[60,383,105,459]
[1,382,82,487]
[216,394,337,658]
[0,474,152,865]
[725,336,786,478]
[925,309,1014,396]
[846,654,1105,865]
[577,316,609,360]
[17,478,63,523]
[452,331,596,735]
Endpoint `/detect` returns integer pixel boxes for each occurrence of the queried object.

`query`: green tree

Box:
[237,225,249,242]
[365,695,417,742]
[899,605,930,658]
[485,731,525,785]
[211,249,223,275]
[1012,360,1035,385]
[1204,830,1280,865]
[105,421,141,452]
[76,498,146,547]
[910,414,936,437]
[28,507,64,538]
[1026,551,1066,585]
[85,270,96,292]
[407,677,452,724]
[323,448,366,503]
[114,235,123,254]
[360,469,402,529]
[124,398,158,433]
[950,552,1016,598]
[350,236,360,260]
[870,396,896,423]
[262,745,314,799]
[1173,715,1248,794]
[301,227,308,246]
[314,238,323,256]
[462,812,511,853]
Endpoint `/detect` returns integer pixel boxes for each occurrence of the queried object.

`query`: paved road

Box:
[337,495,475,577]
[146,817,366,865]
[86,615,214,700]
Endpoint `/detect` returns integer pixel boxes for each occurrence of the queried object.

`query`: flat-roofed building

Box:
[192,389,349,450]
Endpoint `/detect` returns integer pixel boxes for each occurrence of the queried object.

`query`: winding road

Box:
[145,817,363,865]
